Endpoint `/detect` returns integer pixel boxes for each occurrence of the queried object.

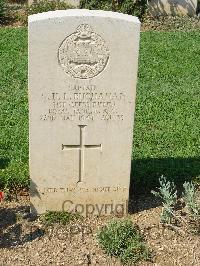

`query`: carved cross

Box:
[62,125,102,184]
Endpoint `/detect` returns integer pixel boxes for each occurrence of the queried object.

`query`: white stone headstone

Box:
[29,10,140,216]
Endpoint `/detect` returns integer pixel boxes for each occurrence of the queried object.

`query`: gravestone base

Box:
[31,184,129,216]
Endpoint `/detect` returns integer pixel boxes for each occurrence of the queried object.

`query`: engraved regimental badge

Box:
[58,24,110,79]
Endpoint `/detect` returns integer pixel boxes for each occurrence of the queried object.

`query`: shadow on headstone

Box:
[30,180,41,198]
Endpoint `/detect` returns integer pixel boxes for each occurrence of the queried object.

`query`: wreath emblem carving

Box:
[58,24,110,79]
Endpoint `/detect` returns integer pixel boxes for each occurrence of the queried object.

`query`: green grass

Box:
[0,28,199,191]
[0,27,28,188]
[131,31,200,192]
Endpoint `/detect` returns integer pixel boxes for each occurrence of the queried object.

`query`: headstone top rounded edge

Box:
[28,9,140,24]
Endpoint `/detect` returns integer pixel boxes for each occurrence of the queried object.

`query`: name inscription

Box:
[40,83,130,122]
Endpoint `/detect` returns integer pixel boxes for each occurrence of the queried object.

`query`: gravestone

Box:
[29,10,140,216]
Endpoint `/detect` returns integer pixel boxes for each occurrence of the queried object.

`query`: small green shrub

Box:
[183,182,200,220]
[28,0,73,15]
[0,160,29,189]
[17,0,74,25]
[120,0,147,18]
[0,0,7,20]
[80,0,112,11]
[80,0,147,19]
[97,219,150,264]
[151,176,177,224]
[41,211,81,225]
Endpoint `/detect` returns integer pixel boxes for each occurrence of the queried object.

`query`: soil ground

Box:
[0,195,199,266]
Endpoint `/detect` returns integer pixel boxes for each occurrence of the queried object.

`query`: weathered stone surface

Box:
[148,0,197,16]
[29,10,140,216]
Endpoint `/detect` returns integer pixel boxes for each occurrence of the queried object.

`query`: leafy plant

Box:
[0,0,7,20]
[97,219,150,264]
[151,176,177,223]
[28,0,73,16]
[80,0,147,19]
[120,0,147,18]
[41,211,81,225]
[80,0,113,11]
[183,182,200,220]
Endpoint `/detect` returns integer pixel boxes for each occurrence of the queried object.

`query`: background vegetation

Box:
[0,0,6,20]
[28,0,73,15]
[80,0,147,19]
[0,0,148,26]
